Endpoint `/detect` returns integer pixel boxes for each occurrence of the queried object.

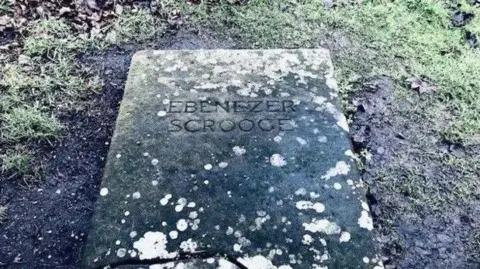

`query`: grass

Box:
[182,0,480,144]
[0,9,168,180]
[0,205,6,223]
[0,0,12,14]
[1,106,62,142]
[104,10,167,44]
[1,152,30,176]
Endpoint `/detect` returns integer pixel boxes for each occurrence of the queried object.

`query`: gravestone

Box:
[82,49,382,269]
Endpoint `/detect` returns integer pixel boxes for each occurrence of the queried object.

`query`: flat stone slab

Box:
[82,49,381,269]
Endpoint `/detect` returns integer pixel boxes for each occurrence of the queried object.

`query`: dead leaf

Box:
[407,77,437,94]
[86,0,99,11]
[0,15,12,26]
[59,7,72,16]
[114,4,123,15]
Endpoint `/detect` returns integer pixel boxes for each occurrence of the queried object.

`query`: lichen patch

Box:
[358,210,374,231]
[321,161,351,180]
[303,219,341,235]
[133,231,176,260]
[270,154,287,167]
[295,201,325,213]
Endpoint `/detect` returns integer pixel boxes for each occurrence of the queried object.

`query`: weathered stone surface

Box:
[82,49,381,269]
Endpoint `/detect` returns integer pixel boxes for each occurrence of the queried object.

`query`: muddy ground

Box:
[1,28,479,269]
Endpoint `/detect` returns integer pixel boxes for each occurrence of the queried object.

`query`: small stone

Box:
[323,0,334,8]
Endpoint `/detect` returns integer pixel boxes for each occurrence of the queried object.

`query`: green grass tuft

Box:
[183,0,480,143]
[0,205,6,223]
[1,152,30,175]
[104,10,167,44]
[1,106,62,142]
[0,0,13,14]
[23,19,91,57]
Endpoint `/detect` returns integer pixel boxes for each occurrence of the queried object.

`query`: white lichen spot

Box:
[169,231,178,240]
[180,239,198,252]
[187,202,196,208]
[361,201,370,212]
[270,154,287,167]
[157,111,167,117]
[333,183,342,190]
[296,137,307,145]
[132,192,141,199]
[363,257,370,264]
[124,211,130,217]
[152,180,159,186]
[162,99,170,105]
[295,188,307,196]
[347,180,354,186]
[115,240,121,245]
[345,150,355,159]
[302,234,314,245]
[130,231,138,238]
[100,188,109,196]
[238,255,292,269]
[176,219,188,231]
[218,162,228,168]
[133,232,176,260]
[295,201,325,213]
[116,154,122,159]
[321,161,351,180]
[116,248,126,258]
[318,136,327,143]
[189,211,198,219]
[337,114,349,132]
[233,243,242,252]
[339,231,351,242]
[130,250,137,258]
[273,136,282,143]
[160,194,172,206]
[233,146,246,156]
[313,96,327,105]
[303,219,341,235]
[175,198,188,212]
[358,210,374,231]
[204,164,213,170]
[151,159,159,166]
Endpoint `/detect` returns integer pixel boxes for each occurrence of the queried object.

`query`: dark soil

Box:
[350,76,480,269]
[0,49,127,269]
[0,28,235,269]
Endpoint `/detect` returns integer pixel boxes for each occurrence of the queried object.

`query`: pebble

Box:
[323,0,333,8]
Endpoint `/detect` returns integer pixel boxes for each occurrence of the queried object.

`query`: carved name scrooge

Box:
[162,100,297,133]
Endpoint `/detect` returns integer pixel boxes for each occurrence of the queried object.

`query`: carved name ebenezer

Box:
[163,100,297,133]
